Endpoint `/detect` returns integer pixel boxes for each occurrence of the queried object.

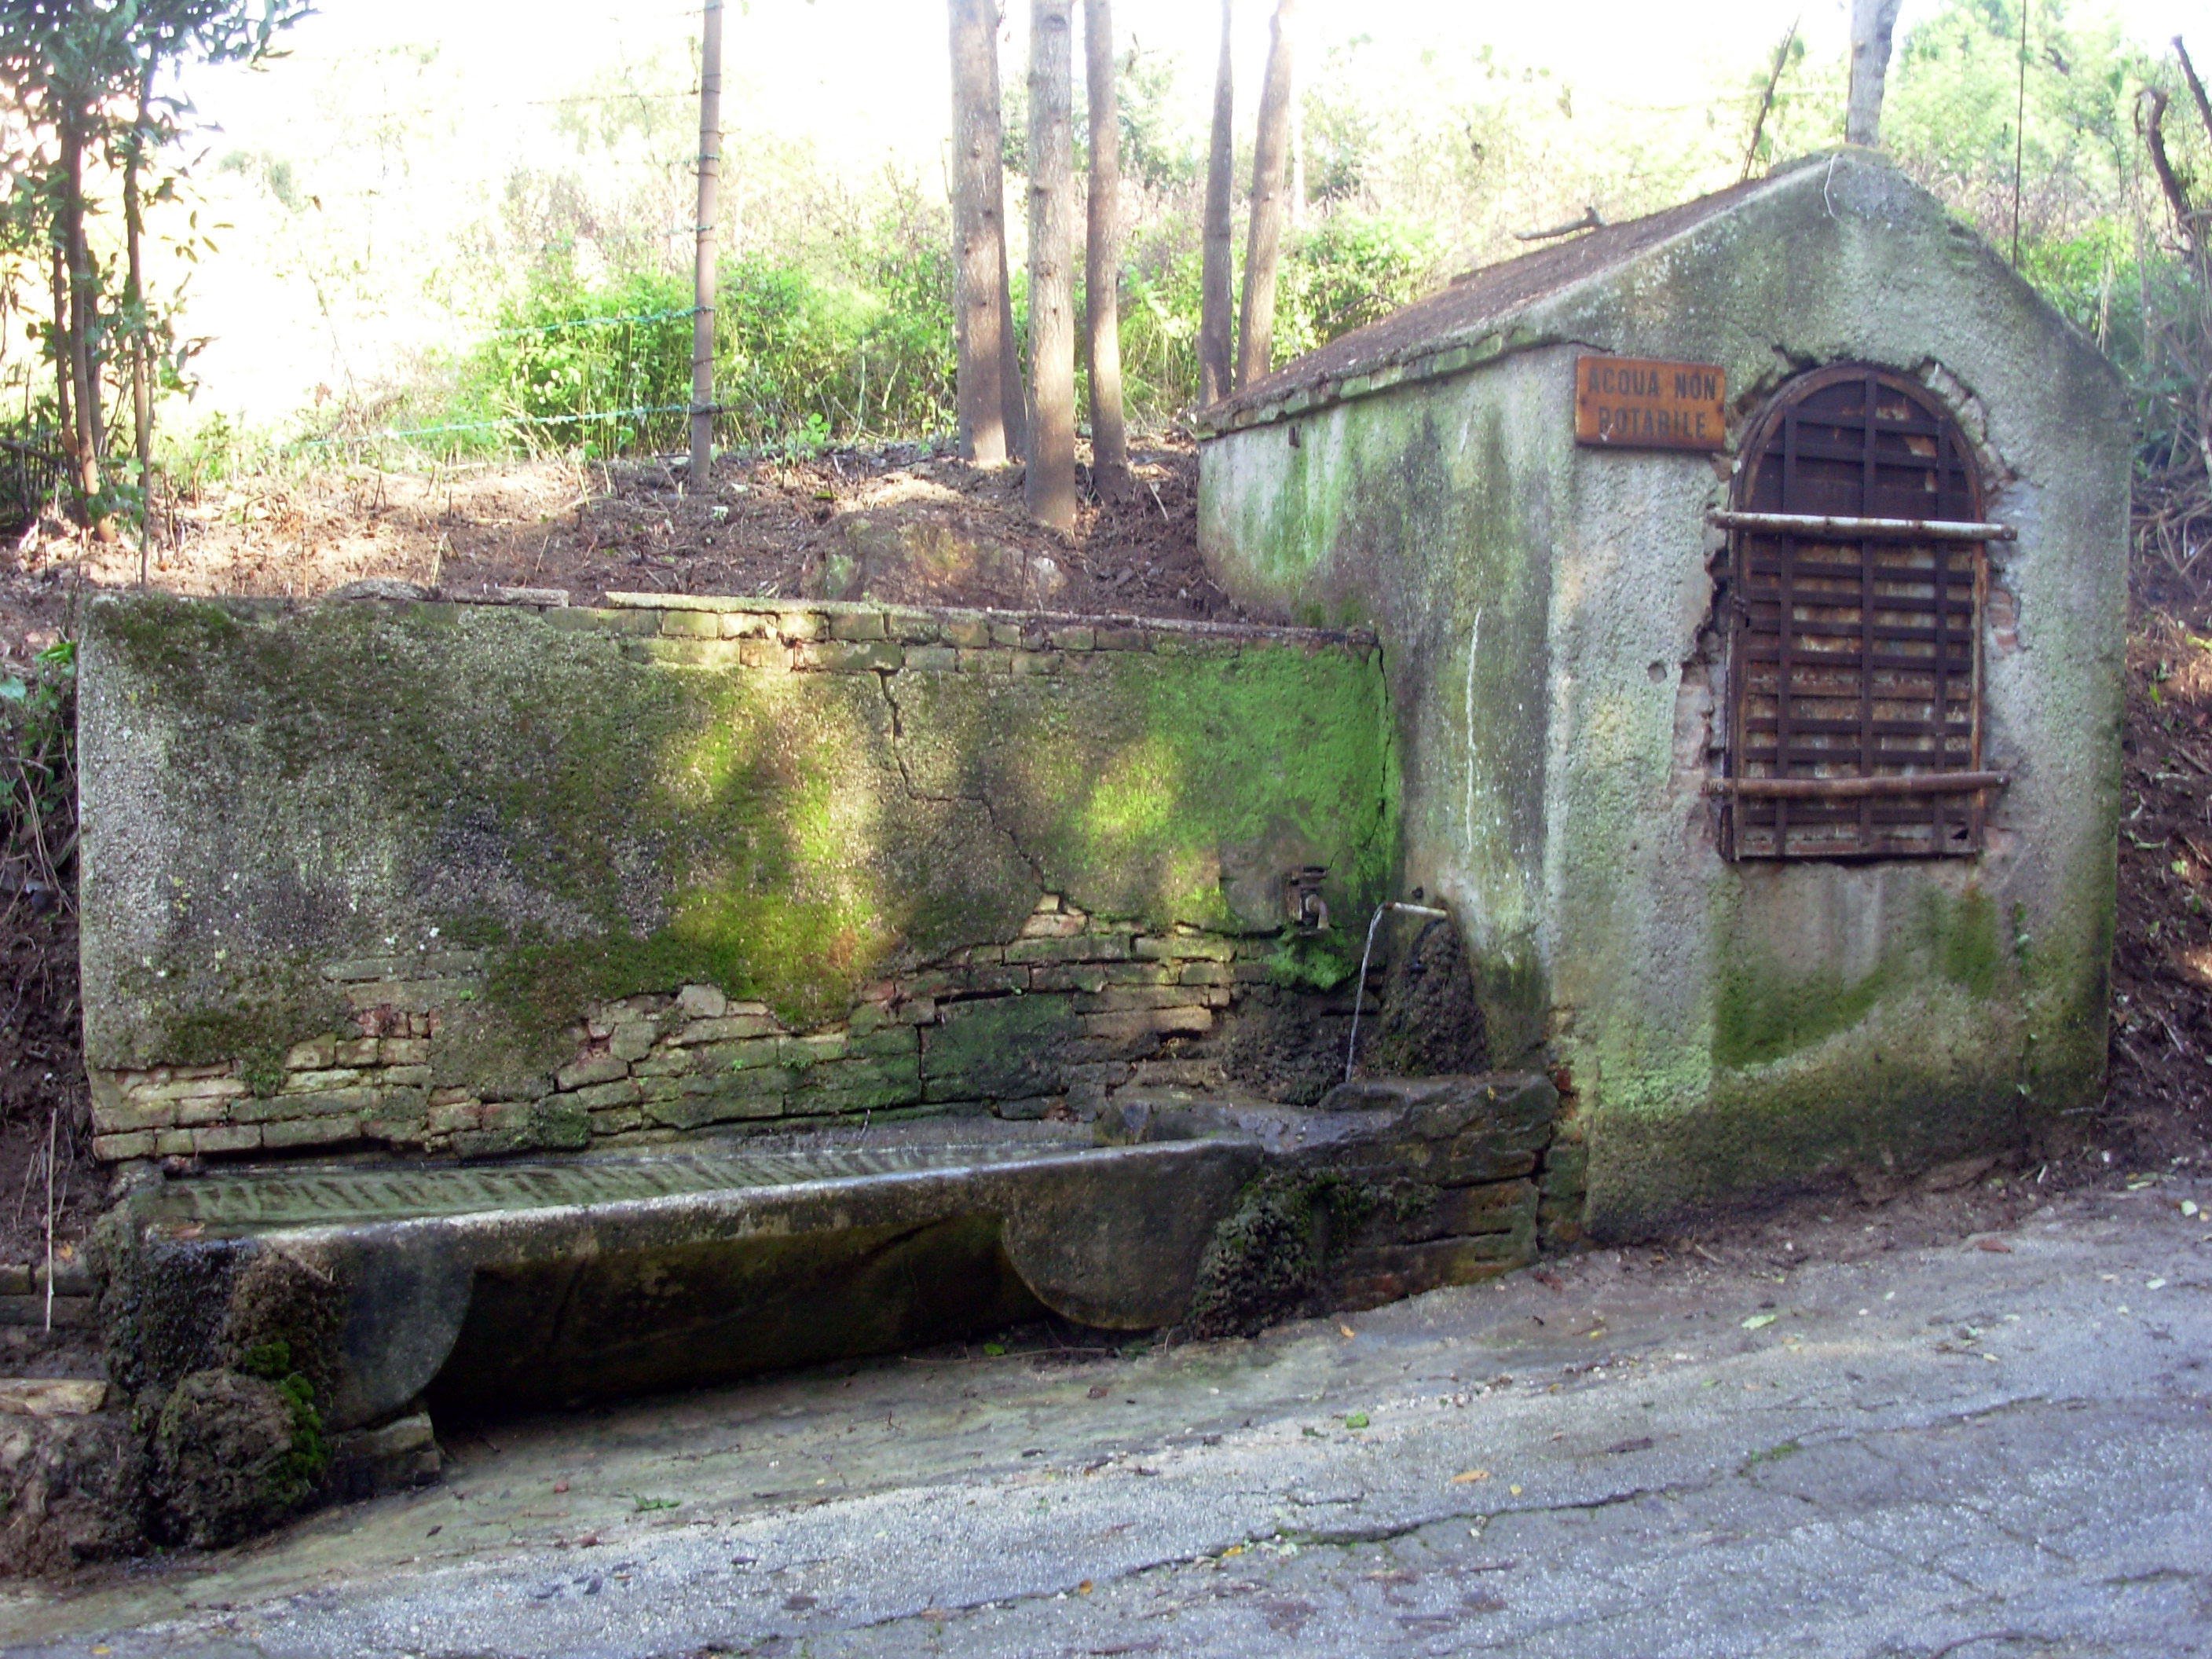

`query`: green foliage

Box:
[0,0,309,518]
[1273,214,1437,367]
[446,228,958,457]
[2,637,75,913]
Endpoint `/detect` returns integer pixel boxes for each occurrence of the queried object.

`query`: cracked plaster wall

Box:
[1198,151,2129,1236]
[76,595,1394,1162]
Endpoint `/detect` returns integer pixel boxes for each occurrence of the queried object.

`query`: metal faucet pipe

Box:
[1345,901,1452,1085]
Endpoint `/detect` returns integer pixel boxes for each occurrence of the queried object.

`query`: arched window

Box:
[1719,366,2007,860]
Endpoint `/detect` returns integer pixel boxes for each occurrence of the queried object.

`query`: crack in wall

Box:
[874,670,1049,895]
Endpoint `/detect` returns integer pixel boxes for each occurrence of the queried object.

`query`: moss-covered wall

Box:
[1200,152,2129,1236]
[79,596,1395,1161]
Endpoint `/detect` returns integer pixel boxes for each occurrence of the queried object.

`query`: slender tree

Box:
[948,0,1013,464]
[1844,0,1904,148]
[1197,0,1235,406]
[1235,0,1296,391]
[1025,0,1077,531]
[0,0,308,534]
[1083,0,1130,501]
[985,4,1026,460]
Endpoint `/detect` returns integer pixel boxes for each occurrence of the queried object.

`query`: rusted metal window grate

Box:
[1722,366,2002,860]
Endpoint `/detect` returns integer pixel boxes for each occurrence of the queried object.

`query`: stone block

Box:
[192,1124,264,1155]
[569,1079,642,1111]
[282,1068,364,1093]
[93,1131,156,1161]
[1177,962,1235,986]
[332,1038,379,1068]
[958,649,1012,675]
[233,1086,378,1124]
[156,1129,193,1157]
[660,610,721,638]
[676,983,728,1019]
[544,606,658,635]
[738,638,786,669]
[674,1013,781,1045]
[381,1038,430,1066]
[589,1107,646,1137]
[1005,934,1131,965]
[896,997,939,1024]
[261,1115,357,1150]
[1331,1236,1525,1311]
[905,645,960,672]
[1010,651,1060,676]
[609,1023,658,1062]
[797,640,902,672]
[1081,1006,1214,1042]
[848,1026,920,1057]
[922,994,1079,1102]
[780,1033,849,1065]
[630,1049,698,1077]
[427,1103,483,1134]
[695,1038,782,1072]
[555,1054,629,1091]
[1134,933,1238,962]
[648,1087,783,1130]
[940,616,991,648]
[828,609,888,640]
[1048,626,1095,650]
[1094,626,1150,652]
[97,1097,177,1134]
[988,621,1023,646]
[176,1094,233,1128]
[1071,987,1210,1014]
[284,1036,338,1069]
[884,609,939,642]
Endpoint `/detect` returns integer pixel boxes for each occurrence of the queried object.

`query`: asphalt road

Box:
[3,1174,2208,1658]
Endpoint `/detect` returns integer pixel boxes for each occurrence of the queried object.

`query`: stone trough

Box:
[105,1075,1555,1434]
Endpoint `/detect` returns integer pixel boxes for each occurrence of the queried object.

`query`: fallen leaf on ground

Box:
[1344,1412,1371,1430]
[1339,1324,1356,1339]
[1976,1238,2012,1253]
[1741,1313,1777,1330]
[1451,1469,1492,1484]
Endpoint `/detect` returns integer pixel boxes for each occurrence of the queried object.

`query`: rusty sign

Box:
[1574,355,1727,451]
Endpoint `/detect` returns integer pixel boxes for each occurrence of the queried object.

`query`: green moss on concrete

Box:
[83,599,1392,1084]
[1712,883,2010,1071]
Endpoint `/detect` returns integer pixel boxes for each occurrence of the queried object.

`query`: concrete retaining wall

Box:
[79,594,1396,1164]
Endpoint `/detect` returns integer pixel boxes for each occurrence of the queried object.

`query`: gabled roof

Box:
[1199,155,1832,434]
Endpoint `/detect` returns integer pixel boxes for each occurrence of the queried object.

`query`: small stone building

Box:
[1199,151,2129,1235]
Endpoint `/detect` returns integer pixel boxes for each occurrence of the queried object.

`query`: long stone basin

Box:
[115,1131,1262,1428]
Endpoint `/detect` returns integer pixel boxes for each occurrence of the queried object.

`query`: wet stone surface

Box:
[5,1177,2207,1657]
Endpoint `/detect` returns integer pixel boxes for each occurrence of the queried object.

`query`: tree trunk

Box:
[126,68,156,581]
[1024,0,1077,532]
[987,9,1027,460]
[60,115,112,540]
[689,0,723,491]
[1198,0,1235,406]
[1084,0,1130,501]
[948,0,1011,464]
[60,122,99,476]
[1287,45,1305,232]
[1844,0,1905,148]
[1236,0,1296,392]
[49,245,72,454]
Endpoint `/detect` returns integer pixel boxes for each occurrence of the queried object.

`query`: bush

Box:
[456,233,958,459]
